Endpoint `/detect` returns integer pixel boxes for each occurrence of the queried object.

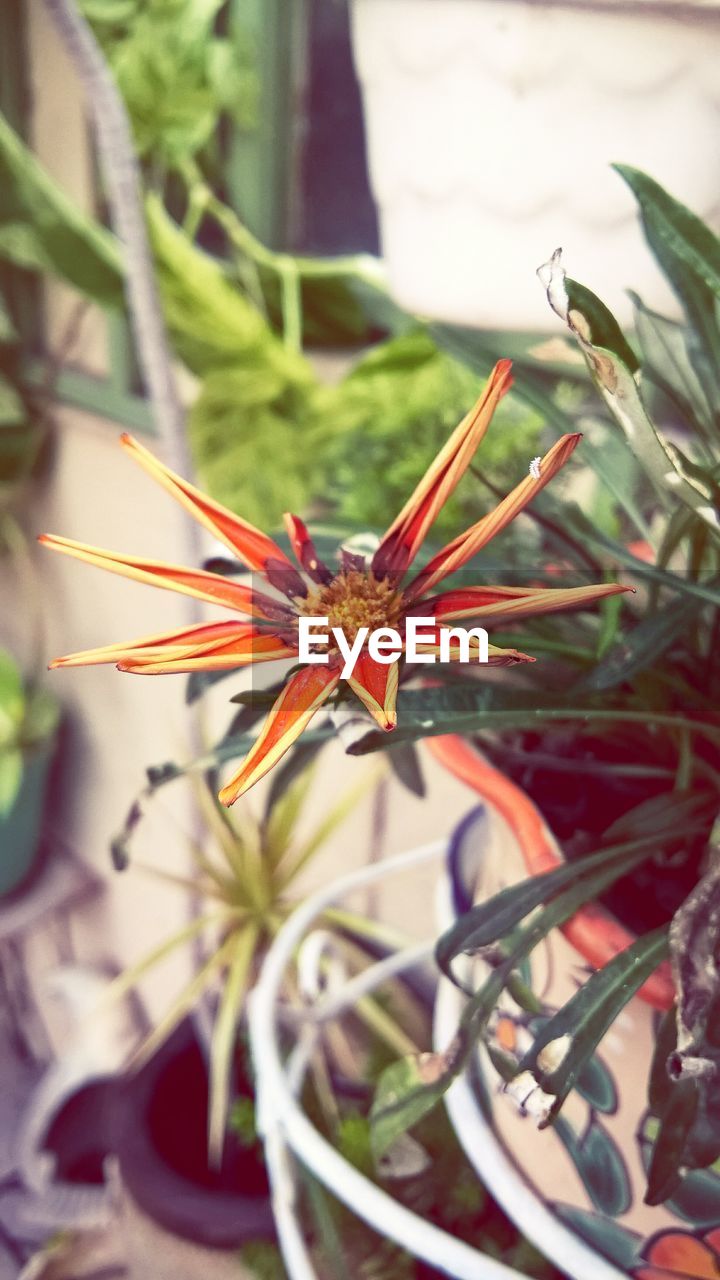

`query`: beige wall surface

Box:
[10,0,477,1051]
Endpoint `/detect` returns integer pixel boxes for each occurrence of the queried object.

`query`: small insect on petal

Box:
[529,457,542,480]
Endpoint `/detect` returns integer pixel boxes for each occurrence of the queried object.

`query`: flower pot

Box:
[351,0,720,330]
[0,739,56,898]
[430,735,720,1279]
[112,1019,276,1266]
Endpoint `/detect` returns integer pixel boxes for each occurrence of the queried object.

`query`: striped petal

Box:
[348,651,399,731]
[118,627,297,674]
[405,433,582,602]
[284,513,332,584]
[372,360,513,577]
[38,534,281,617]
[417,582,631,624]
[218,664,340,805]
[412,629,535,666]
[49,620,255,668]
[121,433,293,573]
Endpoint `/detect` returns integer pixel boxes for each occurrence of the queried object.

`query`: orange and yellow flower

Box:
[41,360,628,804]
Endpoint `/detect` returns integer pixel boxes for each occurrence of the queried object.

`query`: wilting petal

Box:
[38,534,280,617]
[404,433,582,601]
[372,360,513,577]
[218,665,340,804]
[410,626,535,666]
[348,651,399,731]
[118,627,297,674]
[418,582,631,623]
[121,434,293,573]
[284,514,332,584]
[49,620,254,668]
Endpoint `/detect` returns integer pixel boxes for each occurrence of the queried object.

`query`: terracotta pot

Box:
[351,0,720,330]
[430,734,720,1279]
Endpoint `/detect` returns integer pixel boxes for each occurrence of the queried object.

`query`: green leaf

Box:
[602,791,716,847]
[21,688,60,746]
[561,508,720,610]
[582,417,650,545]
[517,929,668,1121]
[147,195,312,380]
[207,924,257,1163]
[554,1116,631,1217]
[614,166,720,409]
[648,1007,678,1117]
[646,1079,701,1204]
[375,854,667,1154]
[575,1054,618,1115]
[614,165,720,301]
[0,112,124,308]
[553,1205,643,1272]
[264,737,323,818]
[436,836,659,989]
[631,293,715,435]
[0,291,18,342]
[263,754,316,864]
[185,666,246,704]
[387,742,425,798]
[0,373,24,427]
[0,748,23,816]
[349,682,720,755]
[0,648,24,741]
[574,597,694,694]
[322,328,542,537]
[565,277,639,373]
[541,250,720,543]
[370,1053,453,1163]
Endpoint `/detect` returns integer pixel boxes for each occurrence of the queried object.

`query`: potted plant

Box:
[350,0,720,329]
[0,644,60,896]
[96,754,392,1272]
[369,172,720,1277]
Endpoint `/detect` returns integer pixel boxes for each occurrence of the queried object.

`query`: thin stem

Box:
[42,0,189,477]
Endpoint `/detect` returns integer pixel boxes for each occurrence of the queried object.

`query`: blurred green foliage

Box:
[0,646,60,816]
[79,0,258,172]
[319,330,542,535]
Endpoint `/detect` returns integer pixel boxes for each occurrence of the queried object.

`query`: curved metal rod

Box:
[250,839,529,1280]
[434,872,628,1280]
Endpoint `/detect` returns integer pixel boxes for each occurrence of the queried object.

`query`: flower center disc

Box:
[303,571,403,645]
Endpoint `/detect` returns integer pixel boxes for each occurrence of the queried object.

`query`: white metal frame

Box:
[249,838,530,1280]
[434,870,628,1280]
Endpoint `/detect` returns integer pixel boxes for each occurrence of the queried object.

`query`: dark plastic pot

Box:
[0,740,55,897]
[111,1018,276,1250]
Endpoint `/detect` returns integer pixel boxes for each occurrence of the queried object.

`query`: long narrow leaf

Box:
[436,835,660,988]
[0,112,124,306]
[208,923,258,1163]
[372,854,663,1158]
[128,935,237,1071]
[513,929,669,1122]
